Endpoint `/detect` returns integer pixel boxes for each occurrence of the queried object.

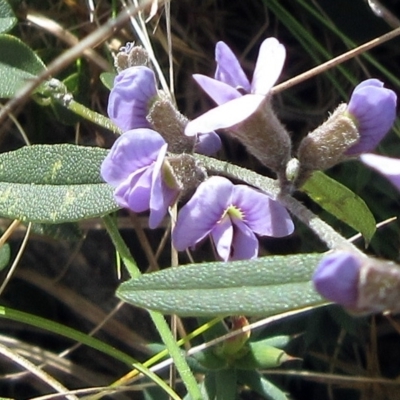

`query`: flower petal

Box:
[185,94,265,136]
[107,66,157,131]
[193,74,242,105]
[194,131,222,155]
[230,218,258,260]
[346,80,397,155]
[116,166,153,212]
[100,129,166,186]
[312,252,360,307]
[211,215,234,261]
[172,176,233,251]
[149,144,178,229]
[251,38,286,95]
[232,185,294,237]
[214,41,251,92]
[360,153,400,192]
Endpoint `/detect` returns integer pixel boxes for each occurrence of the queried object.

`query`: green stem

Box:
[60,97,122,135]
[102,215,202,400]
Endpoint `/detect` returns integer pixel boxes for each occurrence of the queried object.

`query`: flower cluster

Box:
[101,38,397,264]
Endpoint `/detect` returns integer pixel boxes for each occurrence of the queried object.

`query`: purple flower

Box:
[360,153,400,192]
[101,128,180,229]
[312,252,361,308]
[108,66,221,155]
[346,79,397,155]
[108,66,157,131]
[185,38,286,136]
[172,176,294,261]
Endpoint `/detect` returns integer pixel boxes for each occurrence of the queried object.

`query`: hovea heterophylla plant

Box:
[1,1,400,399]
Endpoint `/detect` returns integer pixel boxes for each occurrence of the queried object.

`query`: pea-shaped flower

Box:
[185,37,286,136]
[107,65,221,155]
[101,128,181,229]
[346,78,397,155]
[172,176,294,261]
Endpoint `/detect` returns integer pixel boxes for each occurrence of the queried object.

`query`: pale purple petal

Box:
[193,74,242,105]
[346,79,397,155]
[352,78,383,91]
[230,218,258,260]
[100,129,166,186]
[211,215,234,261]
[214,41,251,92]
[251,38,286,95]
[149,144,178,229]
[185,94,265,136]
[232,185,294,237]
[116,167,153,212]
[172,177,233,251]
[195,131,222,155]
[107,66,157,131]
[312,252,360,308]
[360,153,400,191]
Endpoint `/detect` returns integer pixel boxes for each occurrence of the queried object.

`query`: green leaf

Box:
[0,144,119,223]
[100,72,116,90]
[0,144,107,184]
[0,0,17,33]
[0,243,10,271]
[0,182,118,223]
[238,370,288,400]
[117,254,325,317]
[301,171,376,243]
[0,34,46,97]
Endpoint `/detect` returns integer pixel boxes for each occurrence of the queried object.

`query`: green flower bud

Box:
[233,341,290,370]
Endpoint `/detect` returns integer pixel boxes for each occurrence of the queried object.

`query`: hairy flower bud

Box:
[114,42,150,72]
[167,153,207,197]
[295,104,359,186]
[147,95,196,153]
[229,97,292,174]
[295,79,396,187]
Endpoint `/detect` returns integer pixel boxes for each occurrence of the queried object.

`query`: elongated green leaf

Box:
[0,182,118,223]
[0,144,108,184]
[0,144,119,223]
[117,254,325,317]
[0,0,17,33]
[239,370,288,400]
[0,34,46,98]
[302,171,376,243]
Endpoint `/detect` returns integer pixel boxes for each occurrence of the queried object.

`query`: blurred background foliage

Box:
[1,0,400,399]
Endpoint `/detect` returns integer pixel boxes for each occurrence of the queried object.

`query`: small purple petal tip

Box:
[360,153,400,192]
[346,79,397,155]
[313,252,361,308]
